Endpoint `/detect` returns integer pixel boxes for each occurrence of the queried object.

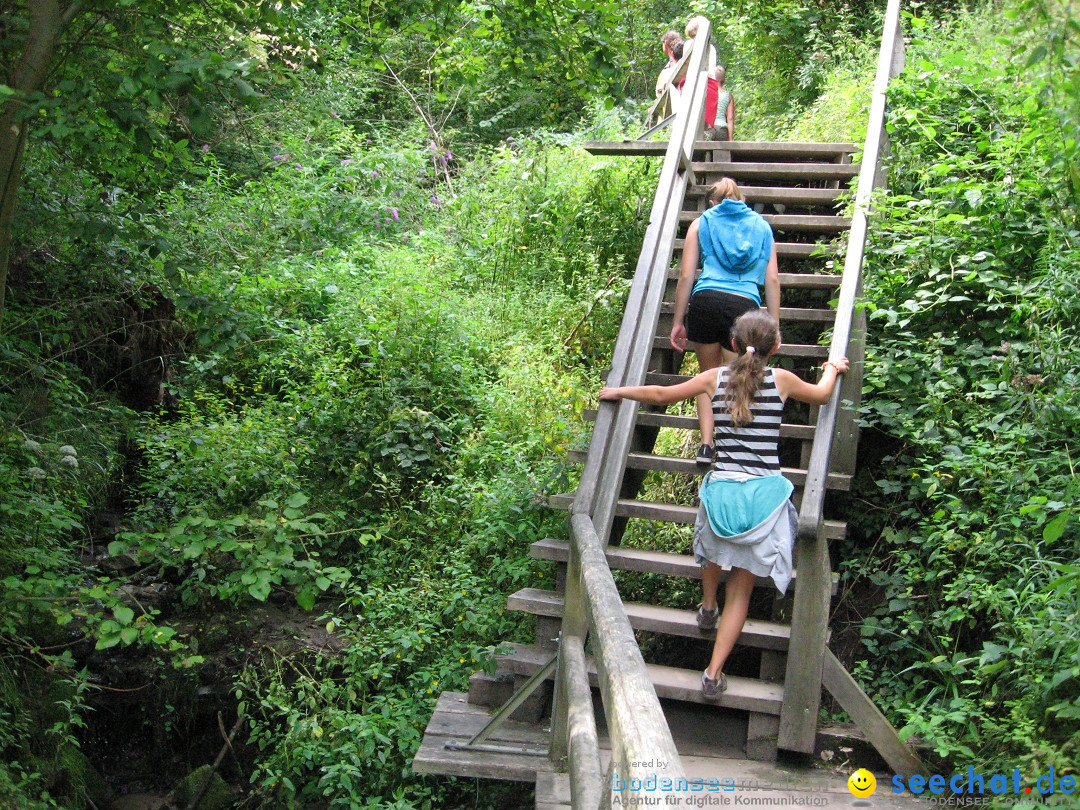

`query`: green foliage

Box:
[6,0,1079,802]
[842,0,1080,772]
[682,0,879,139]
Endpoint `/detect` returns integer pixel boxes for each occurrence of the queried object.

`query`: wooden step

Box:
[777,272,842,288]
[672,240,841,258]
[658,302,837,324]
[692,162,860,182]
[662,268,843,289]
[687,185,846,207]
[566,449,852,490]
[494,642,784,714]
[583,141,857,162]
[528,538,839,595]
[647,341,830,359]
[547,494,848,540]
[508,588,792,649]
[678,211,852,233]
[584,408,817,441]
[412,692,553,782]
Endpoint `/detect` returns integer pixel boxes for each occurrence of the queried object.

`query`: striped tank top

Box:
[711,367,783,476]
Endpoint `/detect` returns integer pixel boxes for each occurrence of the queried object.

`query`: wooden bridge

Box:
[414,1,925,805]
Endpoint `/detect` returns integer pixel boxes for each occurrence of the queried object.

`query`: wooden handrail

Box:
[560,632,602,807]
[553,19,715,808]
[779,0,906,753]
[570,514,685,802]
[646,46,693,125]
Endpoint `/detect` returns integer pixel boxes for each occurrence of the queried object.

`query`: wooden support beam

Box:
[821,649,924,777]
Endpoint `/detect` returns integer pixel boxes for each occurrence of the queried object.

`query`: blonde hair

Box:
[661,30,682,54]
[685,15,709,38]
[717,65,726,84]
[707,177,744,204]
[725,311,781,426]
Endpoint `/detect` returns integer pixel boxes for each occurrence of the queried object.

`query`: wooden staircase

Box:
[414,7,922,806]
[491,137,863,764]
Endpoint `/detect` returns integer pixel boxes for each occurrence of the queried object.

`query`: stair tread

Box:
[672,241,842,258]
[583,141,857,160]
[508,587,791,649]
[565,449,852,489]
[547,494,847,539]
[658,302,837,323]
[412,692,551,782]
[583,408,816,440]
[528,538,839,594]
[494,642,784,713]
[679,212,852,232]
[692,162,860,180]
[647,342,829,359]
[687,185,847,206]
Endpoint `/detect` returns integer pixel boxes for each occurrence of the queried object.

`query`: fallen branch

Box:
[185,711,246,810]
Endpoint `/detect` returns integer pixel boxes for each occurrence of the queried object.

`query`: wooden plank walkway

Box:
[415,692,930,809]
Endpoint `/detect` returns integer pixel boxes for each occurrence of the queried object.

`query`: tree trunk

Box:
[0,0,75,324]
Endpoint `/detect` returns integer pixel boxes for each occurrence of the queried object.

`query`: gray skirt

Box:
[692,472,797,594]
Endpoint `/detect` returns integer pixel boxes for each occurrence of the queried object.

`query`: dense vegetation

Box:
[0,0,1076,807]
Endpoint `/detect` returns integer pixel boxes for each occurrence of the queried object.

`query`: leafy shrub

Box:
[841,0,1080,771]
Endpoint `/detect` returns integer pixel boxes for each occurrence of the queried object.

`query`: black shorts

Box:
[685,289,758,346]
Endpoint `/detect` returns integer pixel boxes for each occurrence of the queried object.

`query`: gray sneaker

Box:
[696,604,719,631]
[701,669,727,700]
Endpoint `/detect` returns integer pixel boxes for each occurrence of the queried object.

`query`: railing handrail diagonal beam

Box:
[556,20,715,808]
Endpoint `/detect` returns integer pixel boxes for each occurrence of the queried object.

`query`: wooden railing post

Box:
[779,0,905,753]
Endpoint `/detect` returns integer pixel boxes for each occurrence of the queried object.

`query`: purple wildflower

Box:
[372,170,379,178]
[390,208,399,221]
[296,162,302,169]
[201,143,211,152]
[273,154,287,161]
[430,195,441,206]
[340,159,353,166]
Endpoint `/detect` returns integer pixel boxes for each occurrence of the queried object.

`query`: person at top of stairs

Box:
[599,310,849,699]
[680,16,720,139]
[655,30,683,99]
[670,178,779,465]
[713,65,735,141]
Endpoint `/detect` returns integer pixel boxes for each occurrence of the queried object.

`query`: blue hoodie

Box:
[692,199,774,304]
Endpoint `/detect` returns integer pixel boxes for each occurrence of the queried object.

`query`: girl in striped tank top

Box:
[599,310,849,699]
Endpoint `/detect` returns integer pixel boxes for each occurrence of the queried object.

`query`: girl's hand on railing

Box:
[598,387,622,402]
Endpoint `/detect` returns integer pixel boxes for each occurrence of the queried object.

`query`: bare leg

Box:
[701,561,723,611]
[704,567,757,680]
[689,341,735,447]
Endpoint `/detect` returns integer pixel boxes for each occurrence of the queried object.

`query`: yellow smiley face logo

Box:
[848,769,877,797]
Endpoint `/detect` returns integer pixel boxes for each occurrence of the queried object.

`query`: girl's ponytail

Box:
[725,311,781,425]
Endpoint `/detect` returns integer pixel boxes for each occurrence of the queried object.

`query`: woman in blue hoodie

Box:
[670,177,779,463]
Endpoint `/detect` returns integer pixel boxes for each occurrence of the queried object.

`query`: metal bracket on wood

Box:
[443,647,558,757]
